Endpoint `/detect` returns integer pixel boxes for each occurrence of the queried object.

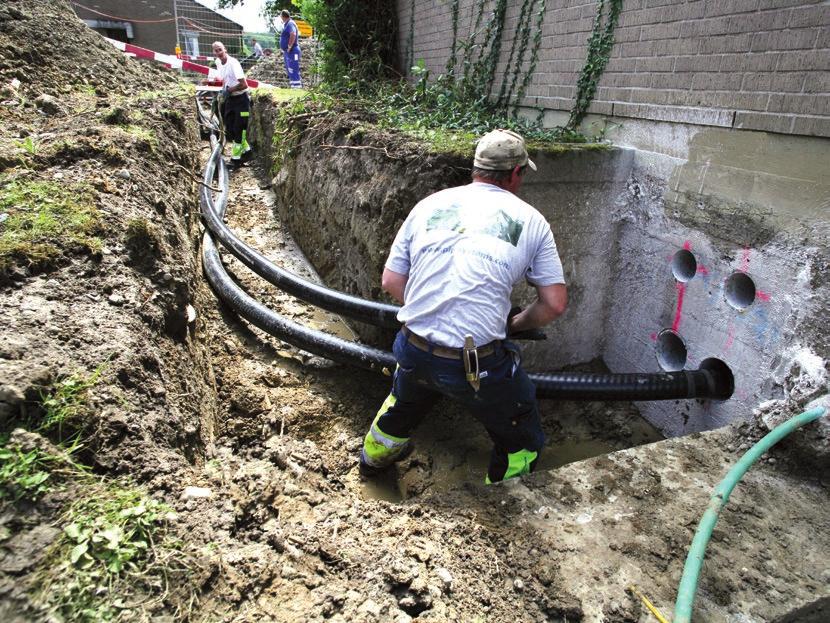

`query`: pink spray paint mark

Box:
[650,332,657,341]
[697,265,709,275]
[724,323,735,352]
[757,290,771,302]
[672,282,686,332]
[683,240,692,250]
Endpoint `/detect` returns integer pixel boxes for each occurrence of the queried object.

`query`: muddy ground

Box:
[1,1,828,622]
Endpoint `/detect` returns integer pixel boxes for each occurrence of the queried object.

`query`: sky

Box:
[197,0,270,33]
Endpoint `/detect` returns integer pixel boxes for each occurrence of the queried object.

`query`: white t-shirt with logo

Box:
[386,182,565,347]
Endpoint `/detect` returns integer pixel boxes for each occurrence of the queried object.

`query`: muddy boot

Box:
[359,442,414,478]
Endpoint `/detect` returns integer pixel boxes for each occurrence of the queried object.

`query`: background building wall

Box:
[396,0,830,138]
[72,0,244,57]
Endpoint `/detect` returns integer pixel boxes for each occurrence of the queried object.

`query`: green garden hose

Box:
[673,404,828,623]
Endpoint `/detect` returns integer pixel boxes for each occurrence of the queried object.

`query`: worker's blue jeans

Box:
[365,330,544,483]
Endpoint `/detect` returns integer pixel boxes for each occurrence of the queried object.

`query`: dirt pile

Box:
[1,0,216,617]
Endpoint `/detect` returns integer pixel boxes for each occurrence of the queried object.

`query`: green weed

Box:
[0,434,83,502]
[36,480,190,622]
[120,125,158,151]
[39,364,105,437]
[0,445,55,502]
[0,177,101,272]
[15,135,38,156]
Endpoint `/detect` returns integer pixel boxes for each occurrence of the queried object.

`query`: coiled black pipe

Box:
[199,144,400,328]
[200,143,734,401]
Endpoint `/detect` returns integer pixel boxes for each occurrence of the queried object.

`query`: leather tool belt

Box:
[402,326,497,360]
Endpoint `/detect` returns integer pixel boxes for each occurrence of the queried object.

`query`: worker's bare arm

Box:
[508,283,567,333]
[381,268,408,304]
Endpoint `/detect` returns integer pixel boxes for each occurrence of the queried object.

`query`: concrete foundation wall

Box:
[601,122,830,436]
[396,0,830,138]
[514,148,634,368]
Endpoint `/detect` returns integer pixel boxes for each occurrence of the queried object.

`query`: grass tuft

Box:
[39,364,105,437]
[0,177,101,273]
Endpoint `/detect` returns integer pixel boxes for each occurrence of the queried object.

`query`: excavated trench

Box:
[204,144,666,504]
[3,3,827,620]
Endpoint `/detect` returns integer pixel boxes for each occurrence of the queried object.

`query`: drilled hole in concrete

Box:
[725,271,756,310]
[671,249,697,282]
[656,329,687,371]
[699,358,735,400]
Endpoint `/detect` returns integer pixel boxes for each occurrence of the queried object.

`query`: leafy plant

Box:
[567,0,623,130]
[15,135,37,156]
[37,481,188,622]
[0,445,55,502]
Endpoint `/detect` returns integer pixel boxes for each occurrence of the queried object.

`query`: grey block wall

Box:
[396,0,830,137]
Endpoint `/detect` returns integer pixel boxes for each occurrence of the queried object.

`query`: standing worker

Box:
[211,41,252,167]
[360,129,568,484]
[279,10,302,89]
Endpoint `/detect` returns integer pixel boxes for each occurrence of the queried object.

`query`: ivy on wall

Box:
[567,0,623,130]
[425,0,621,130]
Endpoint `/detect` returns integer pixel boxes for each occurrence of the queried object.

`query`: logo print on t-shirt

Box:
[426,205,524,247]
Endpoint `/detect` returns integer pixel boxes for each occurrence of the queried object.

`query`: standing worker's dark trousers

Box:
[361,330,545,483]
[219,92,251,161]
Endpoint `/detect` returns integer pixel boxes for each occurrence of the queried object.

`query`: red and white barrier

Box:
[104,37,266,88]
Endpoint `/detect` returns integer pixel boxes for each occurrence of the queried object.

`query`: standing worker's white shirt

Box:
[215,56,247,94]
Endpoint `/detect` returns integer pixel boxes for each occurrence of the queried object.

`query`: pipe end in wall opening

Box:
[671,249,697,282]
[699,358,734,400]
[656,329,687,371]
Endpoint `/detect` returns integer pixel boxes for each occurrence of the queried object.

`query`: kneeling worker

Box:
[212,41,252,166]
[360,129,568,484]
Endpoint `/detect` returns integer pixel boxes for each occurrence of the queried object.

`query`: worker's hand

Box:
[221,85,231,100]
[506,306,547,341]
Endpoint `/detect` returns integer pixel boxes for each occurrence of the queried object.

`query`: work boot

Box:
[358,442,413,478]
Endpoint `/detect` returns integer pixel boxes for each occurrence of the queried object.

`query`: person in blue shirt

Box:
[279,10,302,89]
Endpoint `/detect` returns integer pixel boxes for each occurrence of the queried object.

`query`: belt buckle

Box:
[463,335,480,391]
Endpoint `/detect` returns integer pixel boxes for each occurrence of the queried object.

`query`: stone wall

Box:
[396,0,830,137]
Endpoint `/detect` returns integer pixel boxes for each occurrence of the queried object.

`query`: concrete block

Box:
[727,10,792,34]
[639,22,682,40]
[719,52,780,72]
[734,112,795,134]
[699,32,753,54]
[675,54,722,72]
[692,72,745,91]
[614,103,736,127]
[768,93,830,116]
[635,56,675,72]
[705,0,761,18]
[788,4,830,28]
[791,115,830,138]
[652,38,701,55]
[619,41,656,58]
[808,73,830,93]
[777,49,830,72]
[751,28,821,53]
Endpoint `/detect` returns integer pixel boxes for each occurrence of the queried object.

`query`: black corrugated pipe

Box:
[199,143,400,328]
[200,144,733,401]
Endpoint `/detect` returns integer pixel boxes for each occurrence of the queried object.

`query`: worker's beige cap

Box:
[474,129,536,171]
